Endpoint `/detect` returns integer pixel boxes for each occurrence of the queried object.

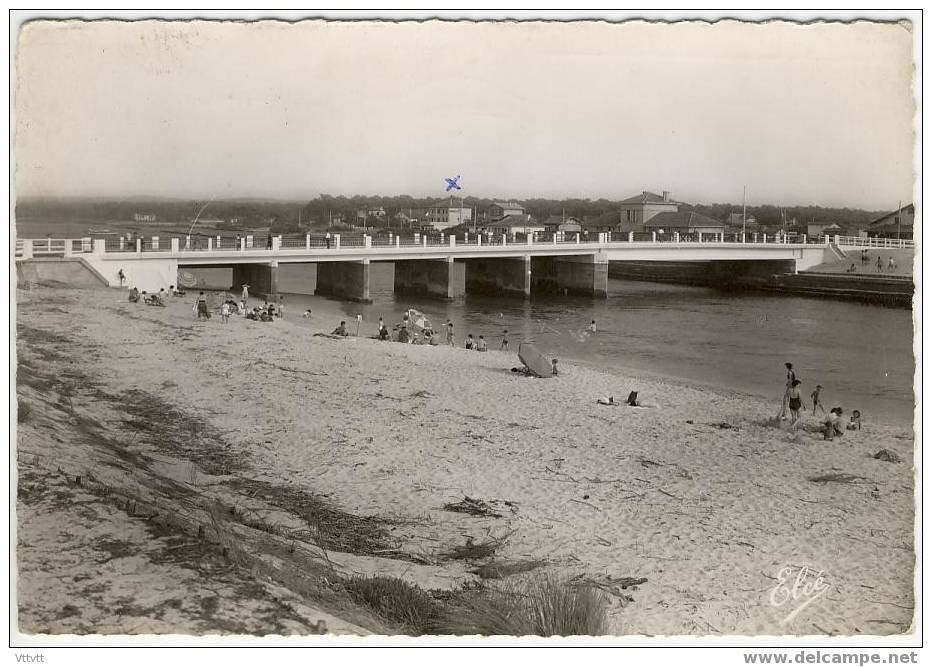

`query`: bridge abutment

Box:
[465,256,531,298]
[232,262,279,300]
[315,260,372,303]
[394,258,465,300]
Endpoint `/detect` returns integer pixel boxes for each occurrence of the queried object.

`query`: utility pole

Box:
[897,200,902,240]
[742,186,747,237]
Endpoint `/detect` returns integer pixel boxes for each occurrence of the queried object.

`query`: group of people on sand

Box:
[850,249,898,273]
[779,361,861,438]
[127,284,185,307]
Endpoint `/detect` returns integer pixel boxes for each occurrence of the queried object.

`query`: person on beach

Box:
[810,384,826,415]
[118,269,125,286]
[846,263,857,273]
[332,321,348,336]
[378,317,384,333]
[241,284,250,302]
[128,287,140,303]
[304,309,313,319]
[220,300,230,324]
[552,359,559,376]
[847,410,862,430]
[195,292,210,320]
[861,249,869,265]
[446,320,455,346]
[888,256,897,271]
[597,396,617,406]
[589,320,597,333]
[788,380,805,428]
[822,407,844,440]
[158,288,167,303]
[397,326,409,343]
[464,334,475,350]
[277,295,285,319]
[779,362,796,419]
[378,326,390,341]
[476,335,488,352]
[876,256,883,273]
[501,329,509,350]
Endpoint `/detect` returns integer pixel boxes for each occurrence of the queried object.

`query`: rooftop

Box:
[619,191,678,206]
[643,211,725,230]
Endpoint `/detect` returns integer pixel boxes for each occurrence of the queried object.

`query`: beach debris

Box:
[808,472,872,484]
[441,534,510,562]
[470,559,545,579]
[442,496,506,518]
[410,390,432,399]
[569,498,600,511]
[710,421,739,431]
[873,449,903,463]
[569,574,648,605]
[637,457,662,468]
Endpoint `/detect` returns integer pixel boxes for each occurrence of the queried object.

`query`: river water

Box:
[273,263,915,426]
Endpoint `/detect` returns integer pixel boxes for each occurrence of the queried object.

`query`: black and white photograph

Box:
[9,8,922,656]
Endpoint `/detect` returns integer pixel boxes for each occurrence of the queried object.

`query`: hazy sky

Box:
[15,19,916,209]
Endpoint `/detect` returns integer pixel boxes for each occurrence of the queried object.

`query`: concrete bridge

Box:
[16,232,896,301]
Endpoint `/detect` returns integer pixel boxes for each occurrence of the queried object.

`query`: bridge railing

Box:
[834,235,914,249]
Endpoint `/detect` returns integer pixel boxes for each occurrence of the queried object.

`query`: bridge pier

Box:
[556,254,609,297]
[465,256,531,298]
[394,258,465,300]
[315,260,372,303]
[231,262,279,300]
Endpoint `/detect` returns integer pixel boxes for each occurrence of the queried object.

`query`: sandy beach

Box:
[15,285,916,636]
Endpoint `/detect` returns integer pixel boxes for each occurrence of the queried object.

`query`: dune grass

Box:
[439,573,609,636]
[343,575,443,635]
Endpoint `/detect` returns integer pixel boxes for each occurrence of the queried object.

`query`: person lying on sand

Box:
[332,321,349,336]
[596,396,618,406]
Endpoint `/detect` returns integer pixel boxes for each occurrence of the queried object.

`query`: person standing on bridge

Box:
[325,231,331,249]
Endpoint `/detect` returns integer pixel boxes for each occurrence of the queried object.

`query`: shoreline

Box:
[16,285,916,636]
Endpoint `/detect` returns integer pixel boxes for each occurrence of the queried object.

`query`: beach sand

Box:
[15,286,916,636]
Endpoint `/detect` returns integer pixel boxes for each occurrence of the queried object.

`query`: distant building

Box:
[489,201,525,221]
[425,200,472,230]
[725,212,758,231]
[807,222,843,238]
[393,209,426,228]
[134,213,157,222]
[619,190,679,227]
[869,203,914,239]
[543,214,583,234]
[487,214,544,237]
[582,212,622,234]
[643,211,726,235]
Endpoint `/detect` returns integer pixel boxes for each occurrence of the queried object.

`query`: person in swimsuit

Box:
[501,329,509,350]
[810,384,826,415]
[464,334,475,350]
[779,362,796,419]
[196,292,210,320]
[788,379,804,428]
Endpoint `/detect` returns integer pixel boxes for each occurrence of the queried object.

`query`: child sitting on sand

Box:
[847,410,862,430]
[476,336,488,352]
[822,407,844,440]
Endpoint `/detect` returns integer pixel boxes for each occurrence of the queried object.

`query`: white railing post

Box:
[396,236,401,248]
[440,232,445,245]
[651,231,657,243]
[762,233,767,244]
[171,238,180,253]
[502,235,507,246]
[306,233,311,250]
[422,235,428,248]
[152,236,159,250]
[477,235,482,247]
[526,233,533,246]
[334,234,341,249]
[207,237,213,251]
[741,233,746,243]
[63,240,73,257]
[274,235,282,251]
[93,239,105,255]
[136,238,142,254]
[834,234,840,246]
[414,232,420,244]
[698,233,703,244]
[240,237,246,251]
[628,231,634,242]
[119,237,125,251]
[449,236,456,247]
[801,234,807,245]
[552,233,558,246]
[675,232,680,243]
[22,240,33,259]
[365,235,372,248]
[575,233,580,244]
